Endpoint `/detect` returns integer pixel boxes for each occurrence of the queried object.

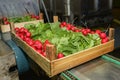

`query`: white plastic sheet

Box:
[0,0,39,18]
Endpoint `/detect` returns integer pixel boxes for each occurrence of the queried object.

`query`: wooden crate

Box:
[11,30,114,77]
[0,20,43,33]
[10,19,115,77]
[0,24,11,33]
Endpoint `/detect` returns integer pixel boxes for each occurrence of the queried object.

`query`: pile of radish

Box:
[15,27,47,57]
[14,21,109,59]
[60,22,109,44]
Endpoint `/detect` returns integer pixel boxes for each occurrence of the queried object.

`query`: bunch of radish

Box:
[60,22,81,32]
[60,22,109,44]
[14,27,64,59]
[30,14,40,20]
[2,17,10,25]
[60,22,94,35]
[95,30,109,44]
[14,27,47,57]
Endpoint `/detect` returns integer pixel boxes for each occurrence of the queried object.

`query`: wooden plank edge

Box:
[0,24,11,33]
[14,20,43,28]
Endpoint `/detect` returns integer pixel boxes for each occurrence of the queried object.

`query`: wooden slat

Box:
[39,13,44,20]
[0,20,44,33]
[53,16,58,22]
[109,28,115,40]
[14,20,43,28]
[46,44,57,61]
[0,24,11,33]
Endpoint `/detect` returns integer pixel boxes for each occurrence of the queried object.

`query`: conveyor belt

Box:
[61,55,120,80]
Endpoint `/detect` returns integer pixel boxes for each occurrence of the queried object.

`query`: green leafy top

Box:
[8,16,36,23]
[24,22,101,56]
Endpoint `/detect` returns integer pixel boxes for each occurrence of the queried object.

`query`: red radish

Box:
[61,22,67,26]
[66,24,71,30]
[35,16,40,20]
[99,32,107,39]
[27,39,34,46]
[2,17,7,21]
[66,26,71,30]
[37,49,42,54]
[19,34,24,40]
[23,36,27,41]
[24,29,29,33]
[60,24,64,28]
[16,32,19,36]
[71,26,76,31]
[90,31,95,34]
[4,21,10,25]
[57,53,64,59]
[32,45,37,50]
[26,32,31,37]
[75,29,80,32]
[105,37,109,41]
[35,43,42,50]
[34,40,43,50]
[95,30,101,34]
[86,28,91,33]
[101,37,109,44]
[24,37,31,42]
[14,27,19,32]
[41,52,46,57]
[66,24,71,28]
[30,14,36,18]
[81,28,86,32]
[34,40,42,44]
[82,30,88,36]
[43,40,51,51]
[19,27,25,33]
[44,40,50,44]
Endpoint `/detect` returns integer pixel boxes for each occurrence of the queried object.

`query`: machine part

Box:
[61,55,120,80]
[114,19,120,25]
[5,40,29,75]
[94,0,98,11]
[102,55,120,66]
[53,0,57,15]
[40,0,50,23]
[49,0,53,20]
[64,0,70,16]
[64,0,75,23]
[61,71,80,80]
